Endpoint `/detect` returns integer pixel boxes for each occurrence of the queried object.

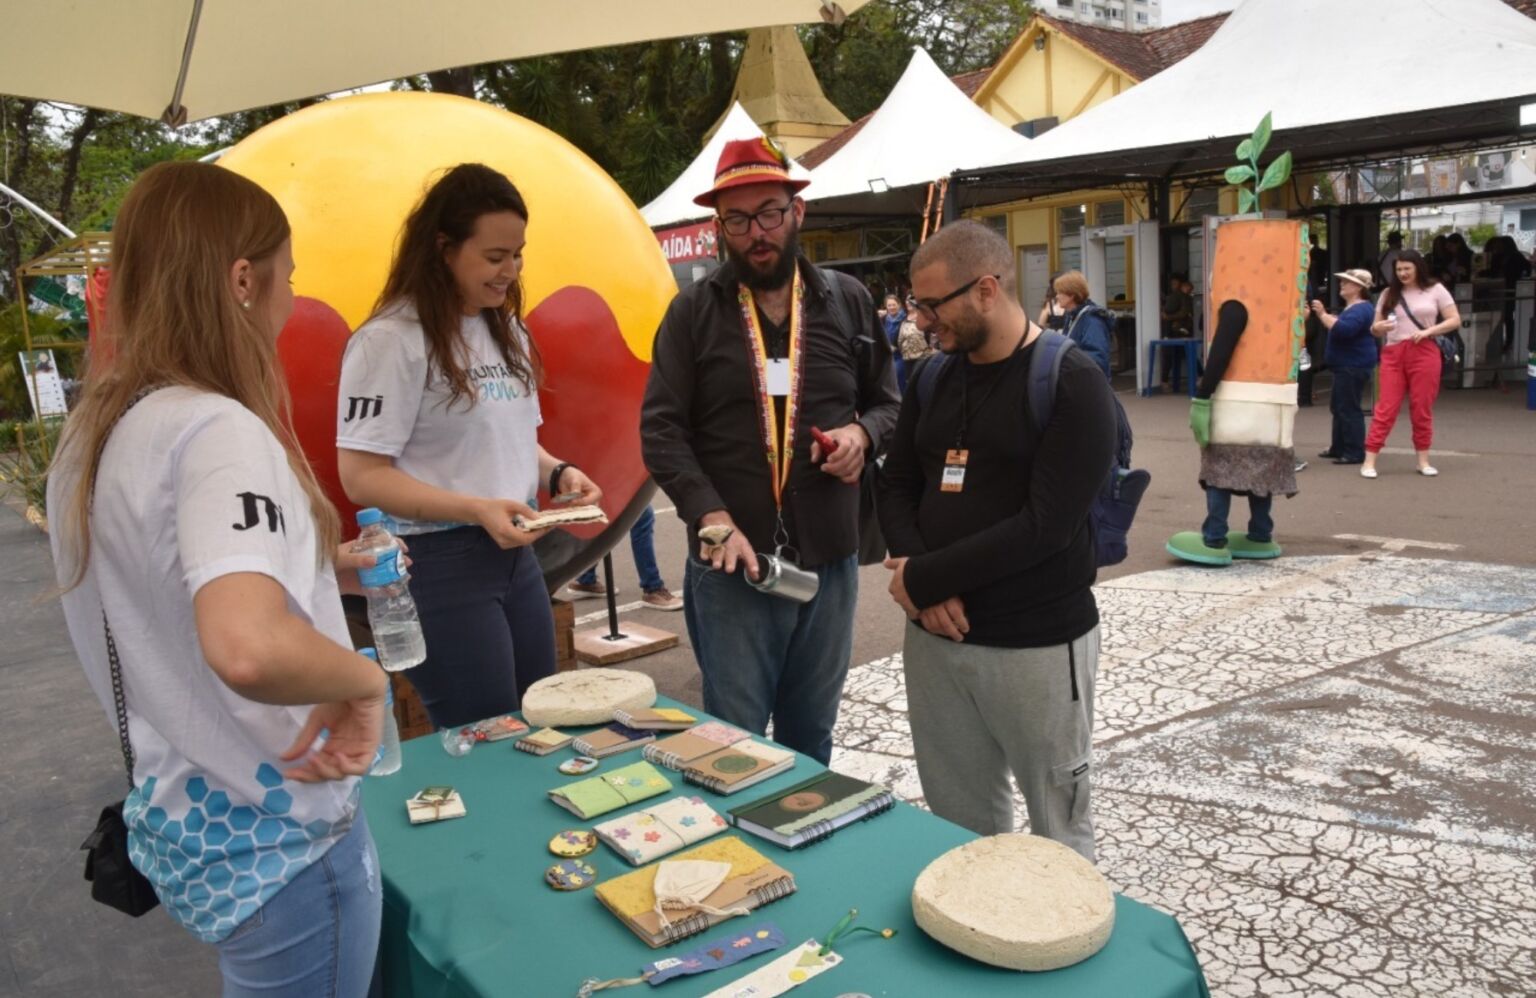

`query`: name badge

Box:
[940,449,969,493]
[765,359,791,396]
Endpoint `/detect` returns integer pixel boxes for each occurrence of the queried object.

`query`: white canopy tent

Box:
[804,46,1031,203]
[641,102,812,228]
[966,0,1536,180]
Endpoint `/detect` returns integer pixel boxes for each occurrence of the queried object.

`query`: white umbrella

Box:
[0,0,866,124]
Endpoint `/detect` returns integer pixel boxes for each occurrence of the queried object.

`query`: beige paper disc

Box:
[521,668,656,727]
[911,833,1114,972]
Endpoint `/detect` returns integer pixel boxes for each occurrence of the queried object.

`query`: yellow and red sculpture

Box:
[217,92,674,585]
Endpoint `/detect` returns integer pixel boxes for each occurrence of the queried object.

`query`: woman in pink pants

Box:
[1362,250,1460,479]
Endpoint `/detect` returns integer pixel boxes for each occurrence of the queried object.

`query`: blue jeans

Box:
[682,554,858,764]
[1329,366,1371,462]
[215,809,380,998]
[577,506,663,591]
[405,526,557,728]
[1202,488,1274,548]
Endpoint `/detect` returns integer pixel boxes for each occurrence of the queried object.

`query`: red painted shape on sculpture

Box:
[525,285,651,540]
[276,296,361,539]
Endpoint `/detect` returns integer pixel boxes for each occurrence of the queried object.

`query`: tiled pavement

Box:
[830,554,1536,998]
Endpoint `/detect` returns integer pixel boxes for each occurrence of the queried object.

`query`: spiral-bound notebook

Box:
[572,722,657,758]
[681,740,796,796]
[728,771,895,849]
[593,836,796,948]
[643,722,751,771]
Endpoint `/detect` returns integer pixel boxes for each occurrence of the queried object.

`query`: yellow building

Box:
[962,11,1228,310]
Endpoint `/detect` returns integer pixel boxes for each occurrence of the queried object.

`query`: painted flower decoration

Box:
[712,815,727,826]
[733,937,752,948]
[612,827,631,840]
[644,830,662,843]
[679,815,697,827]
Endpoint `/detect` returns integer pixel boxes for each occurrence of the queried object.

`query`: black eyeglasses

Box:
[911,274,999,320]
[718,202,792,237]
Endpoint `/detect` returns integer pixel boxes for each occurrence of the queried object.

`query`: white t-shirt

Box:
[336,305,543,534]
[49,388,357,943]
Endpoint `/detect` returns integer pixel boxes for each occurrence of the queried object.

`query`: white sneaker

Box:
[1418,465,1439,477]
[1360,467,1378,479]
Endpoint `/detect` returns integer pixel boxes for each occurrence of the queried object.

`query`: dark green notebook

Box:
[728,771,895,849]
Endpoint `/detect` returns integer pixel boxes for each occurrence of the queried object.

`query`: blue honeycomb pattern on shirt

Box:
[122,768,349,943]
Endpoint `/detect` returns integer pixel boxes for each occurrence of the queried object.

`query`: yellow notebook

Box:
[593,836,796,947]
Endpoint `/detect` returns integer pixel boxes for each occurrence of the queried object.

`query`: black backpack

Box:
[912,330,1149,567]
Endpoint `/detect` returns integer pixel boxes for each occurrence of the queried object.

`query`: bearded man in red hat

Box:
[640,137,900,764]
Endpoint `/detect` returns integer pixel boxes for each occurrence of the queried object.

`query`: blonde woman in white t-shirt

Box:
[337,164,601,730]
[50,162,387,995]
[1362,249,1460,479]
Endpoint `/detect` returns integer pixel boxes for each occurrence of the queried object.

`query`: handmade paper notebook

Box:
[572,722,657,758]
[548,760,673,820]
[515,728,575,756]
[612,706,698,731]
[729,771,895,849]
[644,722,752,771]
[594,836,796,947]
[593,795,729,865]
[682,740,796,795]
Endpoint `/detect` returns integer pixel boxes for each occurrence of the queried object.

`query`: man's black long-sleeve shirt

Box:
[877,336,1117,648]
[641,257,900,567]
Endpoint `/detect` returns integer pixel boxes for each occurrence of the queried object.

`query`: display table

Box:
[362,698,1209,997]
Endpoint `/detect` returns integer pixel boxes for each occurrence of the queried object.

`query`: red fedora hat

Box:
[693,136,809,208]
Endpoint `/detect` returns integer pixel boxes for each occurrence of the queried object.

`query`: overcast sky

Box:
[1160,0,1237,23]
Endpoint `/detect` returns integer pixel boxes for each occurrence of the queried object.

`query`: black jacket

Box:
[641,256,900,567]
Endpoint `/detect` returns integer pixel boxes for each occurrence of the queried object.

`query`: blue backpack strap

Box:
[913,351,953,415]
[1025,329,1073,432]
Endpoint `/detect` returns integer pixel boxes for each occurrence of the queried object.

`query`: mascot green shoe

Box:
[1226,533,1282,559]
[1166,531,1234,567]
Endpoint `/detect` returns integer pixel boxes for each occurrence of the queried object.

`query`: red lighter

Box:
[811,427,839,461]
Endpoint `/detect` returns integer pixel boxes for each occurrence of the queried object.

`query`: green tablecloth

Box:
[362,699,1208,998]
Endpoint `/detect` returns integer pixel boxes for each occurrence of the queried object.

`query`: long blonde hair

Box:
[55,161,340,589]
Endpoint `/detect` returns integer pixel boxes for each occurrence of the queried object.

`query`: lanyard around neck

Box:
[737,269,806,509]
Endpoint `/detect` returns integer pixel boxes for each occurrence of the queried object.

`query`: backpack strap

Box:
[912,351,953,416]
[822,267,878,357]
[1024,329,1073,433]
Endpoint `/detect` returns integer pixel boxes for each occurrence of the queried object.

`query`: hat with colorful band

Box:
[693,136,809,208]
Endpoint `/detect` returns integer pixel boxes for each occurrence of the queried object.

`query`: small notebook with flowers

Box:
[592,795,729,866]
[548,760,673,820]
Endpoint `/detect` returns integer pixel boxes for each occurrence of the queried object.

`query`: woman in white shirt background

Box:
[1362,249,1460,479]
[337,164,600,729]
[50,161,387,995]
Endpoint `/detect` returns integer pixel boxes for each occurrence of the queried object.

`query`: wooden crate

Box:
[552,596,577,672]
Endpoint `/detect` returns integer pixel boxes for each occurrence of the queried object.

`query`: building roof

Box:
[1042,11,1229,82]
[798,64,992,169]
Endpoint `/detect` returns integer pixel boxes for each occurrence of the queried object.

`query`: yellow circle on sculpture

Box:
[217,90,672,362]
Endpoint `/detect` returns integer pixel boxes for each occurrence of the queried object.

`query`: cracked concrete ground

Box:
[830,554,1536,998]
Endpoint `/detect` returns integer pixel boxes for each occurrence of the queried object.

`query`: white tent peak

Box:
[641,102,812,228]
[999,0,1536,168]
[804,46,1031,202]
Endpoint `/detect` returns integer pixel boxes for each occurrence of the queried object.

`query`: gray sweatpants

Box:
[902,622,1099,862]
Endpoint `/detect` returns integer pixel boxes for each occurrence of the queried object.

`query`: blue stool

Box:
[1145,339,1203,398]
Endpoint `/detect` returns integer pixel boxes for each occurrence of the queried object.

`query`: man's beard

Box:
[725,225,801,291]
[937,306,990,355]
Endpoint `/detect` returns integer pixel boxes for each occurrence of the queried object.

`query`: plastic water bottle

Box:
[359,548,426,671]
[354,508,408,581]
[361,648,403,776]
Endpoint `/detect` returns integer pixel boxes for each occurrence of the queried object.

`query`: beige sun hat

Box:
[1333,268,1374,290]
